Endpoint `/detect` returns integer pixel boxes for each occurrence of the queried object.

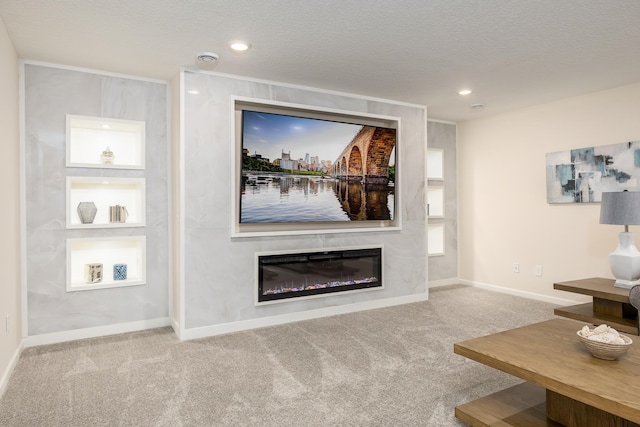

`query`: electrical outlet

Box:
[512,262,520,273]
[535,265,543,277]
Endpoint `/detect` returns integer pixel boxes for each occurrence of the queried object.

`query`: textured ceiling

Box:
[2,0,640,122]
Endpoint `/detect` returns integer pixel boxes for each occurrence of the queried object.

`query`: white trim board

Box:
[19,61,28,339]
[23,317,171,348]
[170,317,180,339]
[180,293,428,341]
[429,278,461,288]
[177,70,187,342]
[459,279,586,306]
[22,59,168,85]
[0,341,23,399]
[427,118,457,126]
[182,66,427,111]
[165,81,174,341]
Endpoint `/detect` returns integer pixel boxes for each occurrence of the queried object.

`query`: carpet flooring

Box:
[0,285,559,426]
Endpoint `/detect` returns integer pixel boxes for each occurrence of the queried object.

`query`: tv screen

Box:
[239,110,397,224]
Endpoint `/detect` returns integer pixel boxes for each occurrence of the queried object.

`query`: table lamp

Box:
[600,190,640,288]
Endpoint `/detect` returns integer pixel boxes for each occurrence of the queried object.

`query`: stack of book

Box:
[110,205,127,223]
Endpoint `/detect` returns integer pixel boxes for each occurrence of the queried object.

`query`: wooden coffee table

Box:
[454,318,640,426]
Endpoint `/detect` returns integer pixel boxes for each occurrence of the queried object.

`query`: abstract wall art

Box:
[546,141,640,204]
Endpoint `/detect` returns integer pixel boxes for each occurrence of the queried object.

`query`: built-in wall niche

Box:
[427,148,444,180]
[66,236,146,292]
[66,177,145,228]
[66,115,145,169]
[427,223,445,256]
[427,187,444,217]
[427,148,445,256]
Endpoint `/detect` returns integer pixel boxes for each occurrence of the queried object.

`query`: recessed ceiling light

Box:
[458,89,472,96]
[187,90,199,95]
[101,124,110,129]
[229,41,251,53]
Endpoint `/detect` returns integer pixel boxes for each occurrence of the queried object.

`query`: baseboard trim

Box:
[459,279,580,306]
[0,340,23,399]
[170,317,180,339]
[23,317,171,347]
[429,278,461,288]
[180,293,429,341]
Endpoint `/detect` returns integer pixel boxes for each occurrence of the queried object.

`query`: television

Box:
[233,98,400,236]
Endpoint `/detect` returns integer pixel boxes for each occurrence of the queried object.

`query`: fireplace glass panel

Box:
[258,248,382,303]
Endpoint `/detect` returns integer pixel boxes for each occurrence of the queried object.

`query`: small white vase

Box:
[101,147,114,164]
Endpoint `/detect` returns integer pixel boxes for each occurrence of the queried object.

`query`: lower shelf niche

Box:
[66,236,146,292]
[427,223,445,256]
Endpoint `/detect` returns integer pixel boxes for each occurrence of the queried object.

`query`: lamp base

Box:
[609,231,640,289]
[614,278,640,289]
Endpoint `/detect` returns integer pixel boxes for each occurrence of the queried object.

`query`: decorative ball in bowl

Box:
[577,324,633,360]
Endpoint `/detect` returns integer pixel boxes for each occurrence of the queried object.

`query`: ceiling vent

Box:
[195,52,220,69]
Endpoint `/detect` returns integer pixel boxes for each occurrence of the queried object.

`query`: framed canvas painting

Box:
[546,141,640,204]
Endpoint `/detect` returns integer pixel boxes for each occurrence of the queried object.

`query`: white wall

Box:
[23,64,170,336]
[0,16,22,393]
[427,121,458,282]
[179,70,428,337]
[458,82,640,302]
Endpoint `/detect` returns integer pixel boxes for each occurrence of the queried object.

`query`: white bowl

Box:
[577,330,632,360]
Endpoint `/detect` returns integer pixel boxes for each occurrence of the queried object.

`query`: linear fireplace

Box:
[256,246,383,304]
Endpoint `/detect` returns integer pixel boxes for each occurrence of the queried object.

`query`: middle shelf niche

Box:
[66,176,146,228]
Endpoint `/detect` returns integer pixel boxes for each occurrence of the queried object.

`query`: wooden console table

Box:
[454,318,640,426]
[554,277,639,335]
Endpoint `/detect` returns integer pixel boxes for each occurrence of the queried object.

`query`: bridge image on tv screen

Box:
[240,110,396,224]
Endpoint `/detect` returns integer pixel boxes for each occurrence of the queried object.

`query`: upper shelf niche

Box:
[66,115,145,169]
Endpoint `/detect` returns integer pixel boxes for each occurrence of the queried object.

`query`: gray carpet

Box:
[0,285,558,426]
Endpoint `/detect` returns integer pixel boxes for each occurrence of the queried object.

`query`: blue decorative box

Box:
[113,263,127,281]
